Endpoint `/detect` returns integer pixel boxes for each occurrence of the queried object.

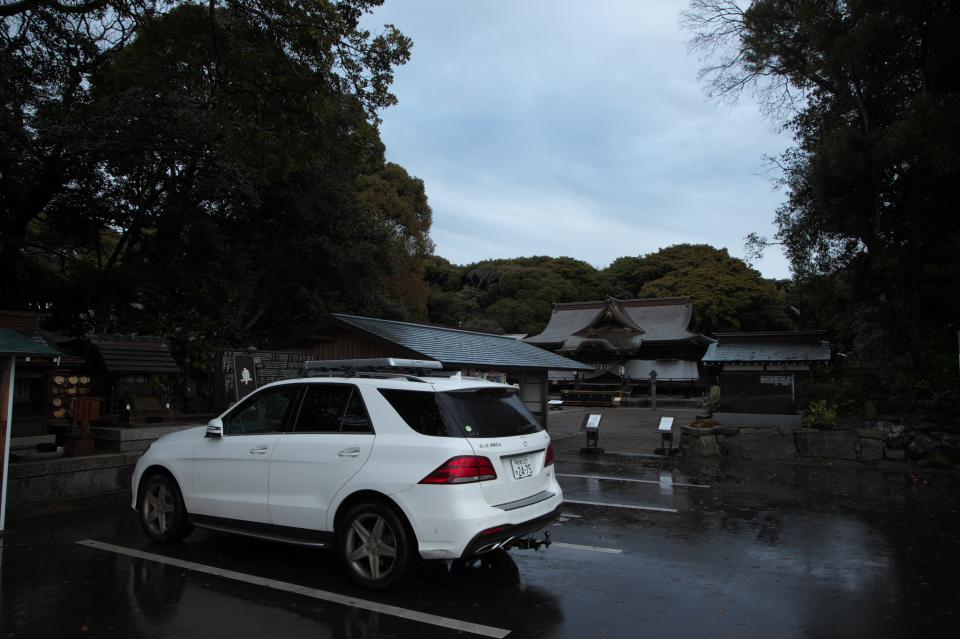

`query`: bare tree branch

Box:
[0,0,109,18]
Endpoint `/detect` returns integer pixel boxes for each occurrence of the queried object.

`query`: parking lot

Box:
[3,438,959,638]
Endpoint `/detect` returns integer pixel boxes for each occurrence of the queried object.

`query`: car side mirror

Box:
[206,417,224,438]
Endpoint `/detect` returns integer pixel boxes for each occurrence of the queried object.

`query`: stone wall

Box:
[7,452,141,519]
[682,418,959,466]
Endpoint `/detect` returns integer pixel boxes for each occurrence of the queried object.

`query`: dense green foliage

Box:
[423,248,791,337]
[686,0,960,412]
[607,244,793,334]
[2,1,424,369]
[425,256,610,335]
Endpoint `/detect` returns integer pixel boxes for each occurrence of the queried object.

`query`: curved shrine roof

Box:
[525,297,708,347]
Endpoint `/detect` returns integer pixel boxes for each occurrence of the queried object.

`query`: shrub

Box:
[705,385,721,414]
[927,451,955,469]
[803,400,839,430]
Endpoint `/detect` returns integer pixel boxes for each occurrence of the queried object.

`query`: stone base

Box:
[724,430,798,459]
[795,430,857,460]
[857,438,883,463]
[713,413,802,428]
[91,423,201,452]
[6,452,141,513]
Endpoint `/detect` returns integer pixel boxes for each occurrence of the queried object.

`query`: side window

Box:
[340,390,373,434]
[379,389,455,437]
[223,385,299,435]
[294,385,358,433]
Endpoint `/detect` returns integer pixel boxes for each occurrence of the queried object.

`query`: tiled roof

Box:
[332,315,592,371]
[0,329,59,356]
[525,297,709,345]
[702,340,831,364]
[89,336,180,374]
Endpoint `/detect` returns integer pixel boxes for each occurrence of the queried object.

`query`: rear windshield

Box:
[379,388,543,438]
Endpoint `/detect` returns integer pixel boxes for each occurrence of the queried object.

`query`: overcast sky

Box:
[364,0,793,280]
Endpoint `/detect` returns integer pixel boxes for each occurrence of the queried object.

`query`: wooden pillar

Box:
[1,356,15,531]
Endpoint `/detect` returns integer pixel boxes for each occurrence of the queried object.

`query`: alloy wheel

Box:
[344,513,399,581]
[143,481,176,536]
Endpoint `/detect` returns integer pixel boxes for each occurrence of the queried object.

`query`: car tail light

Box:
[545,443,555,467]
[420,456,497,484]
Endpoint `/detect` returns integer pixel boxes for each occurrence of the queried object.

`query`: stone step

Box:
[91,424,202,452]
[10,434,56,451]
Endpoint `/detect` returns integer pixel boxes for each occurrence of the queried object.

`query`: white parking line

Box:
[551,542,623,554]
[564,499,678,513]
[76,540,510,638]
[558,473,711,489]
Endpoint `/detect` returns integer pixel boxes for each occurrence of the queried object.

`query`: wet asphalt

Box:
[2,453,959,638]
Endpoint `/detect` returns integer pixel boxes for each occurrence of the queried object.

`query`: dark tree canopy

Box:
[686,0,960,403]
[606,244,792,334]
[424,248,791,338]
[2,0,422,372]
[425,256,611,335]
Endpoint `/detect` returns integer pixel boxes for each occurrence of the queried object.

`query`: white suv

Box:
[131,359,563,589]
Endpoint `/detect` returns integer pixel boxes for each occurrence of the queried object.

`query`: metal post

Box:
[649,370,658,411]
[1,356,16,532]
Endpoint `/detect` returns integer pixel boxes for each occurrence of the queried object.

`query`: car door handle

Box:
[337,447,361,458]
[249,446,269,455]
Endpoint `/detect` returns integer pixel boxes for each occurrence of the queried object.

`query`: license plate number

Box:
[510,456,534,480]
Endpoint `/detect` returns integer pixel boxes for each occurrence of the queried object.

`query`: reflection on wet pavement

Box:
[2,456,958,638]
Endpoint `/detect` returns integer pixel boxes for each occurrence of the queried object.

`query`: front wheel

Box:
[139,473,192,543]
[337,501,416,590]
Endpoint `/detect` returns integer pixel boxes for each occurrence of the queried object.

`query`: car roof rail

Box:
[303,358,443,381]
[305,371,432,383]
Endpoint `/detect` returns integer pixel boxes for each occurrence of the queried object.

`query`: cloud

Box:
[365,0,794,278]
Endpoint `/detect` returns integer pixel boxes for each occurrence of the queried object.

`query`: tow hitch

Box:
[508,530,551,551]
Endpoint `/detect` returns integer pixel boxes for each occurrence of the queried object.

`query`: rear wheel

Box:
[338,501,416,590]
[139,473,192,543]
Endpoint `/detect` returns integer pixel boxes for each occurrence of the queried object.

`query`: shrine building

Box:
[524,296,713,396]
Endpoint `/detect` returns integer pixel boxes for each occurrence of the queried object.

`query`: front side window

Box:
[223,385,299,435]
[295,384,373,434]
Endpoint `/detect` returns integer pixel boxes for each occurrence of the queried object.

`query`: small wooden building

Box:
[0,312,61,438]
[52,335,181,424]
[1,328,59,530]
[702,331,831,415]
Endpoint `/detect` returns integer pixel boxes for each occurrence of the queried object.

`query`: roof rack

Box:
[306,371,431,383]
[303,358,444,382]
[304,358,442,372]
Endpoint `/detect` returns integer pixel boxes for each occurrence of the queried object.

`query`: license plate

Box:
[510,455,534,480]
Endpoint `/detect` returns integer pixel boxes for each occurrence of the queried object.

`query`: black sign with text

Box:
[233,355,259,401]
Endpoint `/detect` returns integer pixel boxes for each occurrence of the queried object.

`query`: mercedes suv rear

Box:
[131,359,563,589]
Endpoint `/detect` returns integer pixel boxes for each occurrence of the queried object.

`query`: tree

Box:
[357,163,435,320]
[606,244,792,334]
[424,256,610,335]
[685,0,960,385]
[0,0,411,308]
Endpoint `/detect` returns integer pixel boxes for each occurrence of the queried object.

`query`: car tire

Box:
[337,501,416,590]
[139,473,193,543]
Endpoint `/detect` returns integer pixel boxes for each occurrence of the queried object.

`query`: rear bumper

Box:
[461,504,563,558]
[389,474,564,560]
